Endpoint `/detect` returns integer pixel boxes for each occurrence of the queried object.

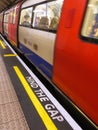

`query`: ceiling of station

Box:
[0,0,22,12]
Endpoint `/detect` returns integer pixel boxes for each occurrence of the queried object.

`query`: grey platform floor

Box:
[0,54,30,130]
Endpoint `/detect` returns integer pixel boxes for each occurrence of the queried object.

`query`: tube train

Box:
[0,0,98,128]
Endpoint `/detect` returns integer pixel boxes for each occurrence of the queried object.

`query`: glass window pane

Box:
[10,10,13,24]
[19,7,32,27]
[13,7,17,24]
[33,3,49,29]
[32,0,64,31]
[4,13,9,23]
[48,0,64,31]
[81,0,98,40]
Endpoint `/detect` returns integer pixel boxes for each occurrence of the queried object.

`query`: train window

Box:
[10,10,13,24]
[12,7,17,24]
[81,0,98,42]
[10,7,17,24]
[4,13,9,23]
[4,13,9,34]
[19,7,32,27]
[32,0,64,31]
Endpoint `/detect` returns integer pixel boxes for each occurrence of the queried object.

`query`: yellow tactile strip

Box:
[0,55,30,130]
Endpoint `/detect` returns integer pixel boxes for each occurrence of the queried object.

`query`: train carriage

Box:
[18,0,64,78]
[0,0,98,128]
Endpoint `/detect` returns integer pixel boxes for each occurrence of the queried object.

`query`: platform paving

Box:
[0,55,30,130]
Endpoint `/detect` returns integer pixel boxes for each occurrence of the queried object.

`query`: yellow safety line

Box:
[13,66,57,130]
[0,40,6,49]
[4,54,18,57]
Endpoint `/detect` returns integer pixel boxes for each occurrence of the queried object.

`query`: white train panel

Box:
[18,26,56,65]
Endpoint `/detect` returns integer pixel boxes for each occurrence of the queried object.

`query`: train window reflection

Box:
[10,10,13,24]
[13,7,17,24]
[4,12,9,34]
[81,0,98,40]
[19,7,32,27]
[9,7,17,24]
[4,13,9,23]
[32,0,64,31]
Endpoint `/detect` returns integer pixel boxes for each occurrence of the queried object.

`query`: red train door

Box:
[8,2,22,47]
[53,0,98,126]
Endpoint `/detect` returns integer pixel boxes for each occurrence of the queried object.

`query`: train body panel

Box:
[18,26,55,78]
[19,27,55,65]
[53,0,98,125]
